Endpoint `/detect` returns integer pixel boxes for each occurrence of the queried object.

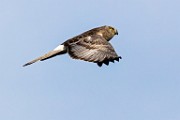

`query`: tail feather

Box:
[23,45,67,67]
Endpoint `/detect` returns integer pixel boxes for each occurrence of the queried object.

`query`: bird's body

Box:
[23,25,122,67]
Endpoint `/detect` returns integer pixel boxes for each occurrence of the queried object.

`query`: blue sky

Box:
[0,0,180,120]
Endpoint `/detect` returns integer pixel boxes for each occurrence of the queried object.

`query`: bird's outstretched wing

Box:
[65,35,121,66]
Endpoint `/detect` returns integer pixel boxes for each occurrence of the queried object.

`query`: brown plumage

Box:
[23,25,122,67]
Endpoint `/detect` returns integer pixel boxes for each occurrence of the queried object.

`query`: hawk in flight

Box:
[23,25,122,67]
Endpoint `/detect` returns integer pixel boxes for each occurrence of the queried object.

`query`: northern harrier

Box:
[23,25,122,67]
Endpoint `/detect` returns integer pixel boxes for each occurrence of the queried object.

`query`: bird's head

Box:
[106,26,118,35]
[99,25,118,41]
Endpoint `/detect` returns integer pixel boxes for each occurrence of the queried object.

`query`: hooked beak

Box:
[115,29,118,35]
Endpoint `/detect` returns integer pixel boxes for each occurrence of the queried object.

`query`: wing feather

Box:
[65,35,121,66]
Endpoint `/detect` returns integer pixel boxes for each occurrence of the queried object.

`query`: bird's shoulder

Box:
[63,27,105,45]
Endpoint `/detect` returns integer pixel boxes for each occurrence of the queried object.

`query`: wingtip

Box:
[96,56,122,67]
[114,56,122,62]
[97,62,103,67]
[104,60,109,66]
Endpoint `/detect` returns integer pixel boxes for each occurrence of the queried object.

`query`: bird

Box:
[23,25,122,67]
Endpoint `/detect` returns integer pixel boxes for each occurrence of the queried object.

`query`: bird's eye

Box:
[109,27,114,31]
[110,28,116,33]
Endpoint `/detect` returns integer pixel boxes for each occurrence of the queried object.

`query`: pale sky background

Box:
[0,0,180,120]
